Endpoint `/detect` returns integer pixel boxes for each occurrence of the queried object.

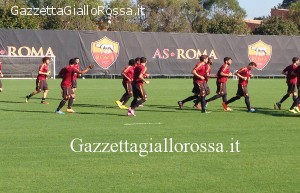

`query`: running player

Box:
[205,57,233,111]
[134,57,146,108]
[116,59,136,109]
[193,57,213,109]
[193,55,210,113]
[288,64,300,113]
[55,59,94,114]
[25,57,51,104]
[178,55,209,110]
[127,57,149,116]
[224,62,257,112]
[274,57,299,110]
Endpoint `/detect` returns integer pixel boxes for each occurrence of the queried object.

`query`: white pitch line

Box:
[124,122,162,126]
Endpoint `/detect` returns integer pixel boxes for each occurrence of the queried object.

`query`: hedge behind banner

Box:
[1,29,300,76]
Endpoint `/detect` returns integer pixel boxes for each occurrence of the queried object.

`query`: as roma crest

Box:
[0,46,7,55]
[91,36,119,69]
[248,40,272,71]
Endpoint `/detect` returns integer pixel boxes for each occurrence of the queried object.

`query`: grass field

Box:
[0,78,299,193]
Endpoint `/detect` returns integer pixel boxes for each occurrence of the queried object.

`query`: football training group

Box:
[0,55,300,116]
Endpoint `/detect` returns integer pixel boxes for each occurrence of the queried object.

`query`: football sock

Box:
[279,94,289,104]
[119,94,126,104]
[222,94,227,103]
[57,99,67,111]
[245,96,251,111]
[68,97,74,109]
[120,93,131,105]
[130,98,138,108]
[138,99,146,106]
[133,98,146,109]
[226,96,241,105]
[182,95,198,104]
[293,95,297,102]
[199,96,206,110]
[28,93,34,98]
[206,94,221,102]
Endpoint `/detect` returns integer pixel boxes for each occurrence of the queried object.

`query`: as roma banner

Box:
[0,29,300,76]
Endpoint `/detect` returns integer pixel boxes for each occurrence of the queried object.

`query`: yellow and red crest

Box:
[91,36,119,69]
[248,40,272,71]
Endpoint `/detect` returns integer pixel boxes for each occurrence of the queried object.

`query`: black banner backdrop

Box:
[1,28,300,76]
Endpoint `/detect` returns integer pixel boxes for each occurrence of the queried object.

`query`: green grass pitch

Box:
[0,78,299,193]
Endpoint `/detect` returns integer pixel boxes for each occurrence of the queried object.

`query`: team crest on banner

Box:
[91,36,119,69]
[0,46,7,55]
[248,40,272,70]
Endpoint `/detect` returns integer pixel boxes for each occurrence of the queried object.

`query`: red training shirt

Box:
[193,62,206,83]
[59,65,80,88]
[237,67,252,86]
[122,65,134,83]
[294,66,300,86]
[283,64,297,85]
[37,64,48,80]
[133,64,147,85]
[217,64,230,83]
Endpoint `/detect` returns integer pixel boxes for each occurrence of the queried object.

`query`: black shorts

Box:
[36,79,48,91]
[132,83,147,100]
[72,80,77,88]
[61,87,74,99]
[287,83,296,95]
[122,81,133,95]
[192,82,209,96]
[236,85,248,97]
[216,82,227,95]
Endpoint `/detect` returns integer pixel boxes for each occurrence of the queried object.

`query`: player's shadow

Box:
[146,104,180,110]
[76,112,127,116]
[43,97,63,101]
[139,104,225,113]
[0,108,127,116]
[136,108,179,113]
[145,104,203,112]
[75,104,178,113]
[253,107,300,117]
[18,97,62,101]
[0,108,52,114]
[0,100,25,104]
[74,104,115,109]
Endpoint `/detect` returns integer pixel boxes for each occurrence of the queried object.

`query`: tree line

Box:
[1,0,300,35]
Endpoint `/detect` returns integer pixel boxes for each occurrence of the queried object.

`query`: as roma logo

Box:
[0,46,7,55]
[248,40,272,71]
[91,36,119,69]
